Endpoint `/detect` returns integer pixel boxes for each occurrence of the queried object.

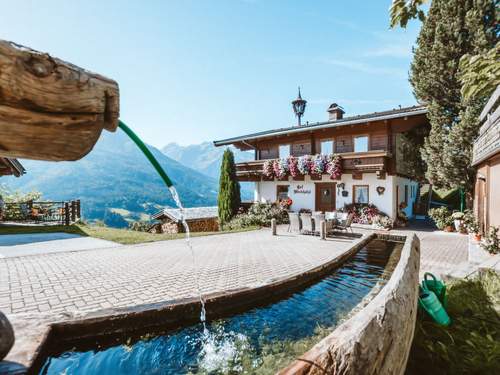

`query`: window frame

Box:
[278,144,291,159]
[352,185,370,204]
[319,138,335,155]
[276,185,290,201]
[353,134,370,153]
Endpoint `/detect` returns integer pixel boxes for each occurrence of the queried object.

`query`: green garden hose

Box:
[118,120,174,188]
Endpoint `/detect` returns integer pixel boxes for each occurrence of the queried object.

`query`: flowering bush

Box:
[339,203,385,225]
[372,215,394,229]
[263,160,274,178]
[481,226,499,254]
[297,155,312,175]
[273,158,289,179]
[226,202,289,229]
[279,197,293,210]
[326,155,342,180]
[287,156,299,177]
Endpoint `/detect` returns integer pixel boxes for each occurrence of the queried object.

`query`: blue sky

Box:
[1,0,421,147]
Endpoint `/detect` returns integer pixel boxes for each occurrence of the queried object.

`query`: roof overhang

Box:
[213,107,428,148]
[0,157,25,177]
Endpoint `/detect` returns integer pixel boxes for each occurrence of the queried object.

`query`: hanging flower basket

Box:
[287,156,299,178]
[298,155,312,175]
[263,160,274,179]
[273,158,289,180]
[326,155,343,180]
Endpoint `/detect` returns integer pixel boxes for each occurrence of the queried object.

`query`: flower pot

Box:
[454,219,463,232]
[473,233,482,241]
[444,225,454,232]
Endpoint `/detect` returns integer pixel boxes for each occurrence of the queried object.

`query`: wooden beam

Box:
[0,40,119,161]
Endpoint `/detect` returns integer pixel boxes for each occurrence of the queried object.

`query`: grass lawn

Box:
[0,223,260,245]
[406,270,500,375]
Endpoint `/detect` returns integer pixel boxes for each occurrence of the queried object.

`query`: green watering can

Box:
[418,274,451,326]
[422,272,447,308]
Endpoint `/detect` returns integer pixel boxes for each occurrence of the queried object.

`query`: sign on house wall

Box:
[293,185,311,194]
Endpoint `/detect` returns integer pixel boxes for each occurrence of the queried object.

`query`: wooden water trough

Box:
[0,40,119,161]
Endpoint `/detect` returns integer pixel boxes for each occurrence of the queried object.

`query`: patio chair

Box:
[288,212,301,233]
[333,212,354,233]
[300,213,314,235]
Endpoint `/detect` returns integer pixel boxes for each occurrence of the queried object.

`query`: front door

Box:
[315,183,336,212]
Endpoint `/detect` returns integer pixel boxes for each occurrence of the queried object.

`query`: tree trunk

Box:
[0,40,119,161]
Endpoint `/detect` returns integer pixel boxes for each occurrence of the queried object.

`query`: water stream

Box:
[168,185,207,326]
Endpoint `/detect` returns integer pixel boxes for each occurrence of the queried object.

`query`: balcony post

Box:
[64,202,70,226]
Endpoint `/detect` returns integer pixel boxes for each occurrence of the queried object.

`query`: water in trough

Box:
[40,238,402,374]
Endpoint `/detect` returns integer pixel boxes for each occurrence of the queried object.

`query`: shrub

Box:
[339,203,387,225]
[129,221,152,232]
[372,215,394,229]
[451,211,464,220]
[428,206,453,230]
[462,209,476,233]
[481,226,499,254]
[226,203,288,230]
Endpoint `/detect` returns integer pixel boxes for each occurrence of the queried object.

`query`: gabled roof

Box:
[0,157,25,177]
[152,206,218,222]
[213,105,427,147]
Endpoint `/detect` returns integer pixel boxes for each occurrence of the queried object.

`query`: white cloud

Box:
[364,44,412,58]
[318,58,407,78]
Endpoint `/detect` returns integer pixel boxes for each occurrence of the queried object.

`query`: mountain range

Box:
[162,142,254,199]
[1,133,254,226]
[162,142,253,179]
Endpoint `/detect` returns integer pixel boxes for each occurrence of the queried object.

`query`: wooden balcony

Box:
[235,151,391,181]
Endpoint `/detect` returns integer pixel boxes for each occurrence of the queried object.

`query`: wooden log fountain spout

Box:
[0,40,119,161]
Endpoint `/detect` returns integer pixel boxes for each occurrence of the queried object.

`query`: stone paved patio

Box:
[0,229,366,316]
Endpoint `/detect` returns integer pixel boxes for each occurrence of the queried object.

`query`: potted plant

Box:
[428,206,453,231]
[451,211,465,232]
[481,226,499,255]
[467,220,481,241]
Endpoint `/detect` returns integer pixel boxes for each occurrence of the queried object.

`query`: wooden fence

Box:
[1,200,81,225]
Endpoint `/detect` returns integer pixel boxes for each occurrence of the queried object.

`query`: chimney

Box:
[327,103,345,121]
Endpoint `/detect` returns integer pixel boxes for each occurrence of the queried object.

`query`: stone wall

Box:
[278,234,420,375]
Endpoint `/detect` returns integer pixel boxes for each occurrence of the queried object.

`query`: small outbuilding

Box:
[150,206,219,234]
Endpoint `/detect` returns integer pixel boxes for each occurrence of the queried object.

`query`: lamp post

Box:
[292,87,307,126]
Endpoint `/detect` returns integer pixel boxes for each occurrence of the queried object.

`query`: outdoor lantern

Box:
[292,87,307,126]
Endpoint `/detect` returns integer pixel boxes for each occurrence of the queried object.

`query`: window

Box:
[354,136,369,152]
[353,185,369,204]
[277,185,289,201]
[320,140,334,155]
[279,144,290,158]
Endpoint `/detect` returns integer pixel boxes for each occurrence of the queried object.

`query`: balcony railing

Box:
[235,151,391,181]
[1,200,81,225]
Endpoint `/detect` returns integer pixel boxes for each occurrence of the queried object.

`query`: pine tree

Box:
[410,0,497,194]
[218,149,241,226]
